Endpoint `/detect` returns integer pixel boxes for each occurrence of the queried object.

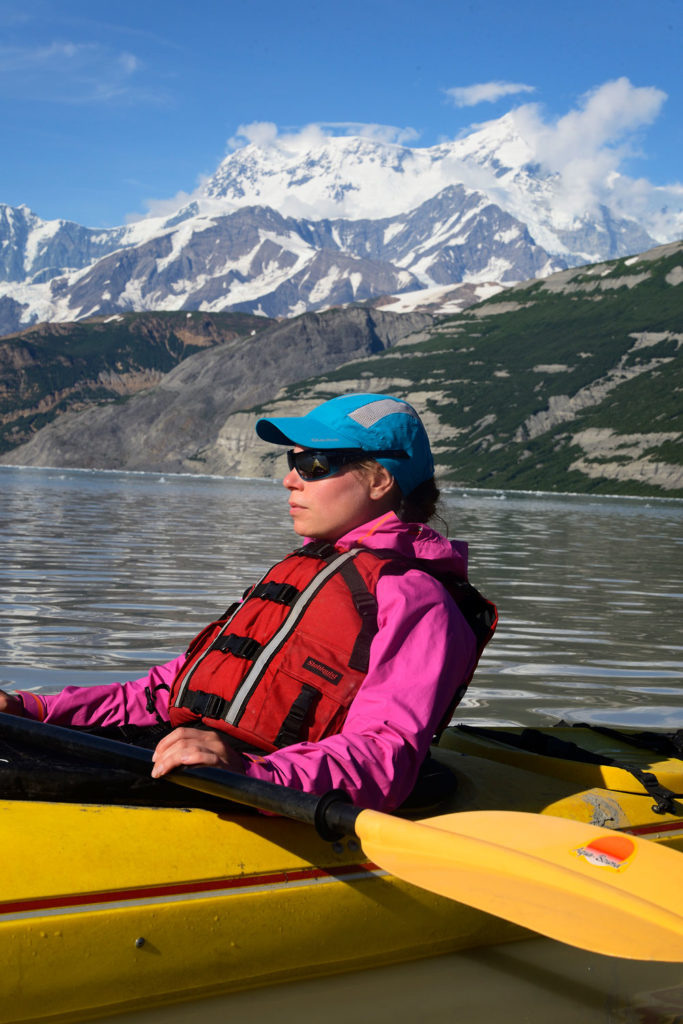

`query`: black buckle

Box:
[211,633,262,660]
[299,540,337,560]
[187,690,229,719]
[250,581,299,605]
[353,590,378,616]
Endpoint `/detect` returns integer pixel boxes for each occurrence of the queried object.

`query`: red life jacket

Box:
[168,540,496,753]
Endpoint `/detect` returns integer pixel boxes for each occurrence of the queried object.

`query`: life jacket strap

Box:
[184,689,230,720]
[210,634,263,660]
[144,681,171,728]
[275,684,321,747]
[249,581,299,605]
[338,558,379,672]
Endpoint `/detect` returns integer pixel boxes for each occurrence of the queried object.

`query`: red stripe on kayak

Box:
[623,820,683,837]
[0,861,380,916]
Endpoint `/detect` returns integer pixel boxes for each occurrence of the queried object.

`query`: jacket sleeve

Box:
[16,656,186,728]
[242,570,478,812]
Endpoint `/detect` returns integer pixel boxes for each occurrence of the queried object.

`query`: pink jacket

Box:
[18,512,478,811]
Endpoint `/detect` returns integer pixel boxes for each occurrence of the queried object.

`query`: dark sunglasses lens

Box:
[288,450,333,480]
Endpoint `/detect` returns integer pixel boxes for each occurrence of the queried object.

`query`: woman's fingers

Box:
[151,726,245,777]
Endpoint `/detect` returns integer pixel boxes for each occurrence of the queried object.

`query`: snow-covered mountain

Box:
[204,115,670,257]
[0,113,676,336]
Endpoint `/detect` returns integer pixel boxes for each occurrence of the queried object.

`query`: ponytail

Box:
[396,476,442,525]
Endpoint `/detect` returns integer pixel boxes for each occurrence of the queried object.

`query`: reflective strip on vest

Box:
[169,542,496,751]
[224,548,361,726]
[172,565,271,710]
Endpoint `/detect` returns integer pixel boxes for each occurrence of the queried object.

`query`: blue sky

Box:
[2,0,681,228]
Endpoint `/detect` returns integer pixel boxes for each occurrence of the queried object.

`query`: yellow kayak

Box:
[1,720,682,1024]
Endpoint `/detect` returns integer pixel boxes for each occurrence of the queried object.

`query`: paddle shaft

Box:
[0,712,360,840]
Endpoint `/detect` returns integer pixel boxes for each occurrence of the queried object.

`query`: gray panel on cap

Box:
[348,399,417,429]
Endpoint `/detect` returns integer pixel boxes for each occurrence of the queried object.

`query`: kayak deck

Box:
[3,798,523,1024]
[442,724,683,798]
[2,724,682,1024]
[441,725,683,848]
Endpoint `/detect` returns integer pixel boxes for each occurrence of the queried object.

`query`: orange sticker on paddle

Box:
[574,834,636,870]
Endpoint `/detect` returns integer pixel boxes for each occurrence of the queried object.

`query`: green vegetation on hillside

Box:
[0,311,270,453]
[1,244,681,498]
[277,245,683,497]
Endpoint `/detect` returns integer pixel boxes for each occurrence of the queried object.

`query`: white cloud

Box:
[119,52,140,74]
[0,40,96,70]
[446,81,535,107]
[513,78,665,164]
[227,120,419,151]
[135,78,679,237]
[126,175,214,223]
[227,121,280,149]
[320,122,420,146]
[128,190,198,222]
[509,78,668,215]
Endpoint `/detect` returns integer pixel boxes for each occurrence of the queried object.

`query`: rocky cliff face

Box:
[195,241,683,496]
[3,242,680,499]
[0,205,130,284]
[0,310,270,453]
[1,308,431,472]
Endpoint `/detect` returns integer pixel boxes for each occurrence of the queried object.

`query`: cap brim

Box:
[256,415,360,448]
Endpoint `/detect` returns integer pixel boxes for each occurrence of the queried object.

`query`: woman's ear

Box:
[367,463,398,502]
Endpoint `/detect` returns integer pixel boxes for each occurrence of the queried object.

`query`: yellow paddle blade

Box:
[354,808,683,962]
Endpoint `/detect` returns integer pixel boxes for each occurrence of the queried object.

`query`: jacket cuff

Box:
[16,692,47,720]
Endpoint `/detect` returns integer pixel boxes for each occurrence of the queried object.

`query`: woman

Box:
[0,394,495,812]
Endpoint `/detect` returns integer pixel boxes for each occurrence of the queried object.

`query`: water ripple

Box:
[1,466,682,727]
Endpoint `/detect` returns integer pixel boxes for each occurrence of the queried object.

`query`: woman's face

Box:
[283,450,396,541]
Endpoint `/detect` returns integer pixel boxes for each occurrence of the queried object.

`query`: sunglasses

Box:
[286,448,408,481]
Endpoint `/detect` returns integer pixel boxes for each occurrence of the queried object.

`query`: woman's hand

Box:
[0,691,23,716]
[151,726,245,778]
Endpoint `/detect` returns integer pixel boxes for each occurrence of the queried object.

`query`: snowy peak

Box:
[442,111,538,174]
[204,115,544,220]
[204,120,543,221]
[202,117,667,259]
[0,109,678,336]
[205,134,434,219]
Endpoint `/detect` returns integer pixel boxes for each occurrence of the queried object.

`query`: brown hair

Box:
[395,475,442,524]
[355,461,444,528]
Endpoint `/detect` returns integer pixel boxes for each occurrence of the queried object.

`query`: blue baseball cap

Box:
[255,393,434,495]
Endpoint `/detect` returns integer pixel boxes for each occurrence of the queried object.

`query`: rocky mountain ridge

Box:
[0,115,673,336]
[0,311,271,453]
[2,240,681,498]
[0,307,431,472]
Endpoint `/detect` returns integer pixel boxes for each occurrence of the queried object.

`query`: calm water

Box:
[1,466,681,728]
[1,465,682,1022]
